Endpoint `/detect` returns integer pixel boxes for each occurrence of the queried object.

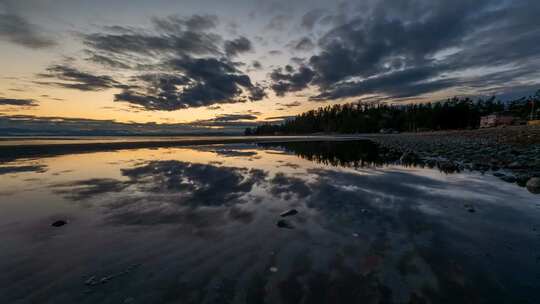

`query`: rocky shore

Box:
[365,125,540,194]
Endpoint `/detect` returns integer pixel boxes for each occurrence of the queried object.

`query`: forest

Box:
[246,92,539,135]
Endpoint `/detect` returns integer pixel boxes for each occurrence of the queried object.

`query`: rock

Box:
[84,276,97,286]
[493,172,505,178]
[500,175,517,183]
[438,161,460,173]
[508,161,525,169]
[400,152,420,163]
[464,203,475,213]
[269,266,278,273]
[526,177,540,194]
[51,220,67,227]
[276,219,294,229]
[280,209,298,217]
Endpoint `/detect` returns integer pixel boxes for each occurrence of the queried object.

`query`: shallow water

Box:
[0,140,539,303]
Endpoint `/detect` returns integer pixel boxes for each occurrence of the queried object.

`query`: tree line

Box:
[246,91,539,135]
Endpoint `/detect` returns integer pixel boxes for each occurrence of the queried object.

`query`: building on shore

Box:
[480,113,514,128]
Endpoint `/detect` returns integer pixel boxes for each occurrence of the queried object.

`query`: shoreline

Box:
[365,125,540,190]
[0,135,365,162]
[1,127,539,192]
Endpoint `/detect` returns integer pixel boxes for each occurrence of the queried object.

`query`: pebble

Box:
[526,177,540,194]
[276,219,294,229]
[51,220,67,227]
[280,209,298,217]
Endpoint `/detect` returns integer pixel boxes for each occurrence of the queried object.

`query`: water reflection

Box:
[0,141,539,303]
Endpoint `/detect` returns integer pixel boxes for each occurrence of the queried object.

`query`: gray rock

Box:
[526,177,540,194]
[276,219,294,229]
[51,220,67,227]
[280,209,298,217]
[500,175,517,183]
[400,152,420,163]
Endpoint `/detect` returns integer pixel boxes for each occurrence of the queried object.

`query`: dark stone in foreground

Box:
[526,177,540,194]
[280,209,298,217]
[277,219,294,229]
[51,220,67,227]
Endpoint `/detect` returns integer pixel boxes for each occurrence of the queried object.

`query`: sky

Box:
[1,0,539,134]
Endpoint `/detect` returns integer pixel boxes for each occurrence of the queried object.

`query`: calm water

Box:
[1,140,539,303]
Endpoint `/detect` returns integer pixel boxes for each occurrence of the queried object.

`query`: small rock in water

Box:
[500,175,517,183]
[526,177,540,194]
[352,233,359,238]
[51,220,67,227]
[276,219,294,229]
[464,203,476,213]
[400,152,420,163]
[280,209,298,217]
[269,266,278,273]
[493,172,505,178]
[84,276,97,286]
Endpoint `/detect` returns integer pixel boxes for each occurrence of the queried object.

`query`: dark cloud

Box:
[114,57,265,110]
[277,101,301,108]
[211,114,258,122]
[83,17,222,59]
[264,115,295,121]
[0,164,47,175]
[270,65,315,96]
[224,36,253,57]
[207,105,222,110]
[269,172,311,199]
[268,50,282,56]
[37,65,121,91]
[51,160,267,227]
[0,98,38,107]
[266,15,290,31]
[289,37,315,52]
[0,113,255,136]
[301,9,326,30]
[53,178,130,201]
[75,15,266,110]
[152,14,218,33]
[0,13,55,48]
[85,52,131,69]
[251,60,263,70]
[270,0,540,101]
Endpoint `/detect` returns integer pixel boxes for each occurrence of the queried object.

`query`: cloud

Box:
[264,115,295,121]
[266,15,290,31]
[51,160,266,227]
[270,65,315,96]
[0,164,47,175]
[114,57,265,110]
[268,50,282,56]
[251,60,263,70]
[0,13,55,49]
[224,36,253,57]
[37,65,121,91]
[0,113,257,136]
[269,0,540,102]
[152,14,219,32]
[301,9,326,30]
[277,101,301,108]
[211,114,258,122]
[0,98,38,107]
[74,15,266,110]
[289,37,315,52]
[83,17,222,59]
[85,52,131,69]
